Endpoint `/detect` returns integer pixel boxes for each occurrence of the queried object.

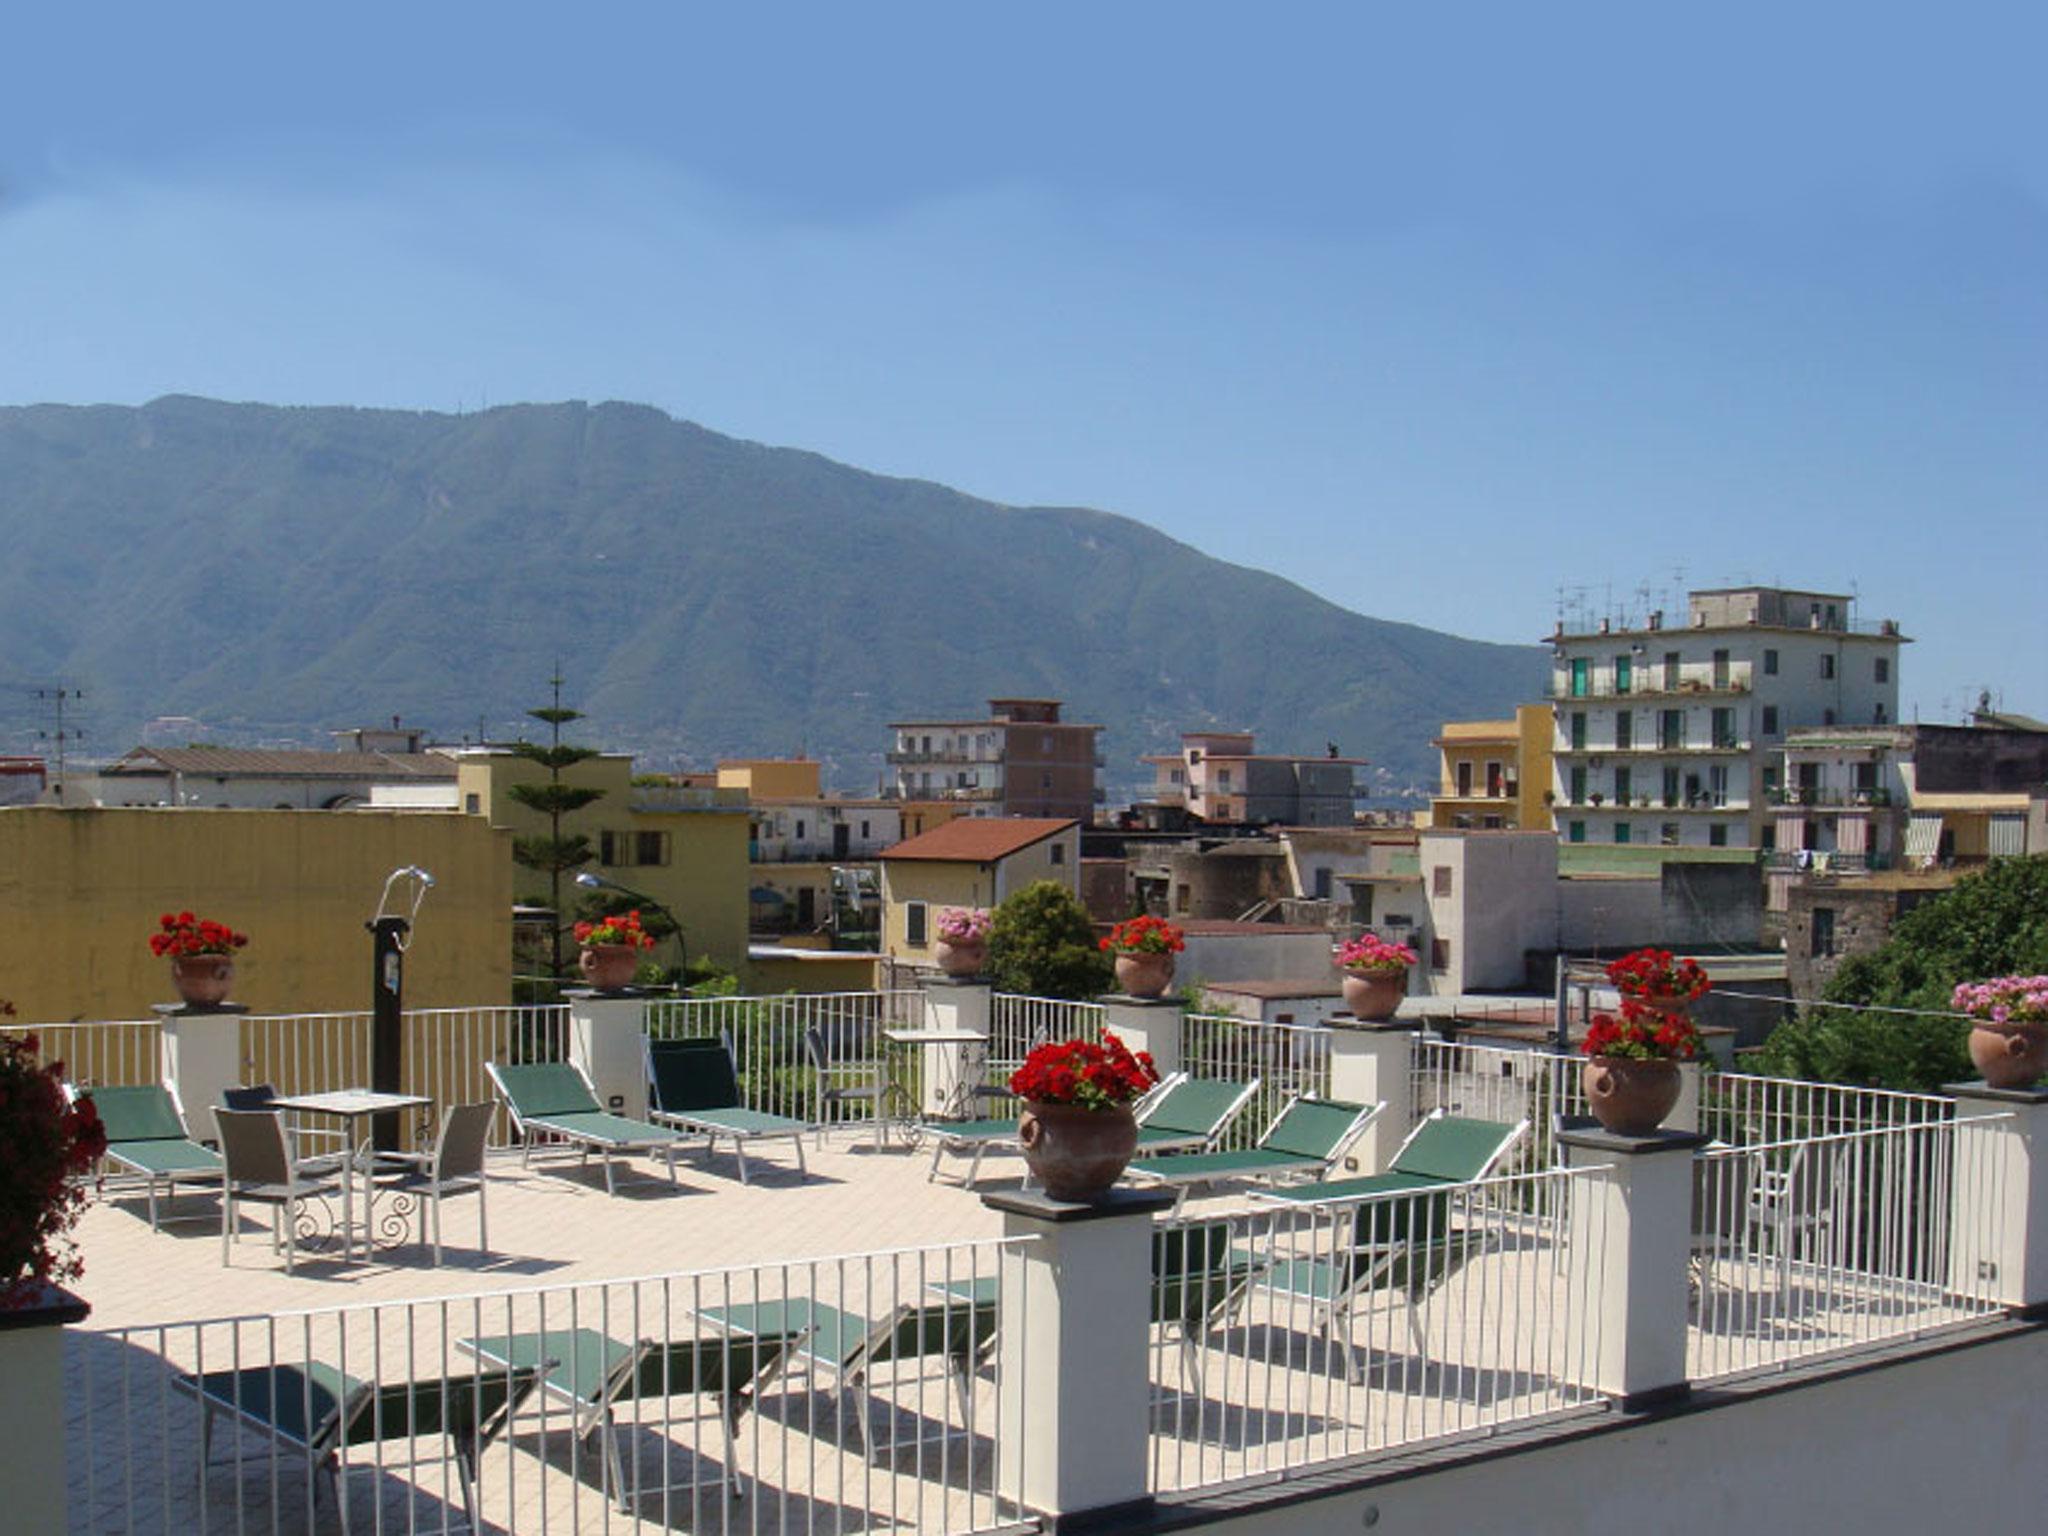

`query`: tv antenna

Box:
[33,684,85,805]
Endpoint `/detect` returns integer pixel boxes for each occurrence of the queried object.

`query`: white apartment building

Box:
[1549,586,1905,848]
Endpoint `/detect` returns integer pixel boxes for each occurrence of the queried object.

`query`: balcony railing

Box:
[1547,674,1752,701]
[1767,786,1891,808]
[886,748,1005,765]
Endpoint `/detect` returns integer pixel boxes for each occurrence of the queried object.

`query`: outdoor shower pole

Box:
[369,914,410,1152]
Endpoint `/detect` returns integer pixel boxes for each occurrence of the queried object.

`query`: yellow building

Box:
[1427,704,1554,831]
[878,817,1080,967]
[0,806,511,1021]
[717,759,823,799]
[455,751,753,980]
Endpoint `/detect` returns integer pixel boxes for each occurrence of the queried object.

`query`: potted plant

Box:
[1606,947,1711,1014]
[1580,999,1703,1135]
[147,911,249,1008]
[572,909,657,992]
[933,907,992,977]
[1098,915,1186,999]
[1954,975,2048,1090]
[1,1003,109,1307]
[1332,934,1419,1022]
[1008,1031,1160,1200]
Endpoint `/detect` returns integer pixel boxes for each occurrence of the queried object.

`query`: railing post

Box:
[566,991,651,1120]
[1946,1083,2048,1316]
[985,1187,1177,1526]
[153,1001,250,1144]
[921,977,992,1115]
[0,1286,88,1532]
[1558,1126,1707,1409]
[1100,995,1183,1080]
[1326,1017,1416,1174]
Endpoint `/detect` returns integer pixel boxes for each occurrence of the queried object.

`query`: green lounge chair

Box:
[460,1323,801,1504]
[1124,1097,1384,1206]
[700,1286,1000,1458]
[75,1082,223,1229]
[175,1359,542,1530]
[643,1036,809,1185]
[1149,1219,1267,1398]
[1254,1109,1530,1207]
[485,1060,683,1194]
[924,1073,1258,1187]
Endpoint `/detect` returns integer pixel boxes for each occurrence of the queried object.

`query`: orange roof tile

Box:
[879,817,1077,863]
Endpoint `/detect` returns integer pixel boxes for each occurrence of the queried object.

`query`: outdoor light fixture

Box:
[373,864,435,941]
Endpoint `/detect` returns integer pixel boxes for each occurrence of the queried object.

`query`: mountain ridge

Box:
[0,395,1546,791]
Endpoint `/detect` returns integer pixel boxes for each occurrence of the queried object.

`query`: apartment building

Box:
[1140,730,1362,827]
[1549,586,1905,848]
[885,697,1103,821]
[1426,704,1553,830]
[718,757,900,938]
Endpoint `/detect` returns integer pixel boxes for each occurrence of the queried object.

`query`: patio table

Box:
[270,1088,434,1261]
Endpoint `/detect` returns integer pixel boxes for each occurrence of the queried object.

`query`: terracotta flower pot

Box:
[1968,1022,2048,1091]
[1581,1055,1682,1136]
[1341,969,1407,1022]
[934,938,987,978]
[1114,951,1176,999]
[578,943,642,992]
[169,954,236,1009]
[1017,1101,1139,1201]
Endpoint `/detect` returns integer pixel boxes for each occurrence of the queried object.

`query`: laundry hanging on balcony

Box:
[1904,813,1944,864]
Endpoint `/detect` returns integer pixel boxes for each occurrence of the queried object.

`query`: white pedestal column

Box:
[1326,1018,1417,1174]
[1100,996,1184,1081]
[1559,1125,1707,1409]
[924,978,992,1115]
[154,1003,249,1144]
[1669,1061,1704,1135]
[1948,1083,2048,1315]
[986,1186,1177,1526]
[0,1288,87,1533]
[567,992,651,1120]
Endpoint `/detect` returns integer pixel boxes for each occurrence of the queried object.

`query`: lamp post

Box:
[574,871,687,982]
[368,866,433,1151]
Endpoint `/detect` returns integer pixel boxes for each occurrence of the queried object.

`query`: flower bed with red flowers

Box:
[1099,915,1185,956]
[0,1002,109,1307]
[147,911,249,958]
[573,910,658,950]
[1008,1031,1160,1109]
[1606,947,1710,1002]
[1582,998,1702,1062]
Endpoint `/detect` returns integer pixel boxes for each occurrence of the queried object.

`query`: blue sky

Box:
[3,3,2043,722]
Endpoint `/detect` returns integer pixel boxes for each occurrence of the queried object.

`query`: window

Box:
[1875,657,1890,684]
[1763,649,1779,676]
[1822,709,1836,726]
[1664,651,1682,688]
[1821,654,1837,680]
[1662,766,1680,807]
[1762,705,1779,737]
[1660,709,1685,750]
[1614,822,1632,844]
[599,830,671,867]
[1708,766,1728,806]
[1217,769,1233,789]
[1711,707,1736,748]
[1811,907,1837,959]
[1050,843,1065,865]
[1456,761,1474,796]
[1313,867,1334,900]
[1661,822,1680,847]
[906,901,928,946]
[1614,654,1632,694]
[1432,865,1453,897]
[1430,937,1451,971]
[1570,657,1589,697]
[1569,766,1587,804]
[1483,814,1503,829]
[1709,823,1729,847]
[860,820,871,838]
[1614,710,1633,750]
[1568,820,1587,844]
[795,819,806,839]
[1712,649,1730,689]
[464,792,480,814]
[1614,766,1633,804]
[1570,712,1588,750]
[1485,760,1504,796]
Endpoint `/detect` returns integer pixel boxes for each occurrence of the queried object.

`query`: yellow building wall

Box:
[1516,702,1555,830]
[896,801,973,840]
[618,809,753,978]
[0,807,511,1021]
[749,951,882,994]
[1428,706,1554,832]
[881,862,993,964]
[717,760,823,799]
[991,835,1077,900]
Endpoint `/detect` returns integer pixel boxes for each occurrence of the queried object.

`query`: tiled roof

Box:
[879,816,1076,863]
[107,746,458,781]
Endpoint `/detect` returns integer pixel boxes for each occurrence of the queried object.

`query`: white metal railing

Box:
[1411,1036,1590,1175]
[977,995,1107,1114]
[0,1018,162,1089]
[1702,1072,1954,1147]
[404,1005,570,1150]
[72,1236,1033,1535]
[1687,1116,2009,1383]
[1181,1014,1333,1149]
[643,990,930,1129]
[1147,1164,1612,1493]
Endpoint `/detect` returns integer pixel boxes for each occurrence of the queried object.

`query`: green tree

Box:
[507,677,605,977]
[1757,855,2048,1091]
[987,880,1113,1000]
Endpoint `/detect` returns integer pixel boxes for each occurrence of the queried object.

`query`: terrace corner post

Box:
[153,1000,250,1146]
[923,976,993,1115]
[0,1286,89,1533]
[1100,994,1184,1081]
[567,992,651,1121]
[985,1186,1177,1528]
[1946,1083,2048,1317]
[1326,1015,1418,1175]
[1559,1125,1709,1410]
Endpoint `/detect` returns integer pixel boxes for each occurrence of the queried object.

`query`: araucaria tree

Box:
[507,678,605,977]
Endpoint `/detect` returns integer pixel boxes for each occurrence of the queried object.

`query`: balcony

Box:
[886,748,1004,766]
[1546,674,1752,701]
[1767,786,1892,808]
